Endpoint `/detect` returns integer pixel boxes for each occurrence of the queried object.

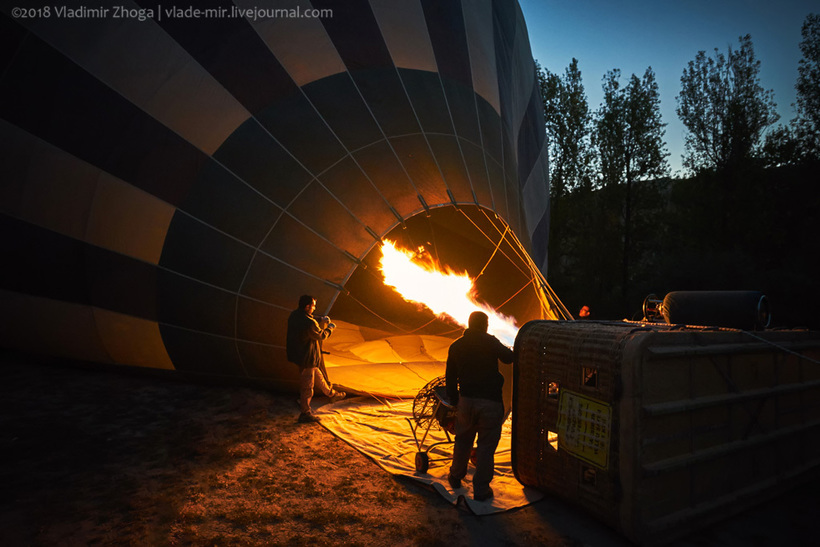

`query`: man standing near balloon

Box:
[445,311,514,501]
[286,294,345,423]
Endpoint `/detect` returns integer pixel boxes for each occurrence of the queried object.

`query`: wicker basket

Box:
[512,320,820,545]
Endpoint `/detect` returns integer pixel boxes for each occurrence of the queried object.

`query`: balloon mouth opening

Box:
[321,204,566,397]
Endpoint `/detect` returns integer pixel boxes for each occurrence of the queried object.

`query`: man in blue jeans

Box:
[445,311,514,501]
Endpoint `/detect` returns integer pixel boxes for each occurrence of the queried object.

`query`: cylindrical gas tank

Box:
[661,290,771,330]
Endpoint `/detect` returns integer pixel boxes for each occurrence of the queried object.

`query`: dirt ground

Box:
[1,350,817,546]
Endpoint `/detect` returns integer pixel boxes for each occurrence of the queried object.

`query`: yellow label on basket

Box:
[557,389,612,470]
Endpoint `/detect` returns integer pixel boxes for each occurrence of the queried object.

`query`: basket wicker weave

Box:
[512,320,820,545]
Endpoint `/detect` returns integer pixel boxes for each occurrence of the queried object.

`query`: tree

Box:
[795,13,820,160]
[596,68,669,188]
[594,67,669,300]
[676,34,779,174]
[537,59,594,199]
[762,15,820,167]
[761,124,802,167]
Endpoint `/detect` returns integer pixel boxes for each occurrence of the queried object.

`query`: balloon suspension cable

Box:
[342,291,413,334]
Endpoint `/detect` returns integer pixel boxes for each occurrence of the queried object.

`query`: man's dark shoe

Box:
[447,474,462,489]
[329,390,346,403]
[474,487,494,501]
[297,412,321,424]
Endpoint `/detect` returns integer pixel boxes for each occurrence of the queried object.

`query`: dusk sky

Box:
[518,0,815,176]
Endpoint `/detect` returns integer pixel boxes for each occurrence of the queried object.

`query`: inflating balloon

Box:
[0,0,569,393]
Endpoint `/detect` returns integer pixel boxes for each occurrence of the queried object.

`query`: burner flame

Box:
[379,240,518,346]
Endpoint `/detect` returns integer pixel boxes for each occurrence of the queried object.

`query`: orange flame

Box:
[379,240,518,346]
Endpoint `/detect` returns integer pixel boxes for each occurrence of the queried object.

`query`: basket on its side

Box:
[512,320,820,545]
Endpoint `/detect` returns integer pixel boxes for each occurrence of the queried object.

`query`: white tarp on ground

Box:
[314,396,544,515]
[316,321,541,513]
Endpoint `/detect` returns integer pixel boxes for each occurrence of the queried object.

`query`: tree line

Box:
[539,14,819,328]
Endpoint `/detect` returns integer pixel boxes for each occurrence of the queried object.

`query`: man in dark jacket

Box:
[445,311,514,501]
[286,294,345,423]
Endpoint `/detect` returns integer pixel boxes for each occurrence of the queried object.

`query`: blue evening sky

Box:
[518,0,815,176]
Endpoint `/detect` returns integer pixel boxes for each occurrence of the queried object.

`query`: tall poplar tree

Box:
[538,58,594,199]
[594,67,669,298]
